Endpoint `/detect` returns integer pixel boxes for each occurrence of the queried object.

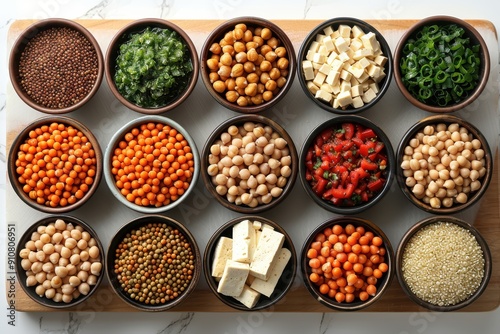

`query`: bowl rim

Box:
[8,18,104,114]
[200,114,298,213]
[7,115,103,213]
[395,114,493,214]
[104,18,199,114]
[203,215,297,311]
[15,214,105,309]
[395,215,492,311]
[199,16,296,114]
[105,214,201,311]
[392,15,491,113]
[296,16,393,114]
[103,114,200,213]
[300,216,394,311]
[298,114,396,214]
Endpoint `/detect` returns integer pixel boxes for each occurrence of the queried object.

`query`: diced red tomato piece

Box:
[342,123,355,140]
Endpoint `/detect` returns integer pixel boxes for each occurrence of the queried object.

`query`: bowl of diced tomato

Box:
[299,115,395,214]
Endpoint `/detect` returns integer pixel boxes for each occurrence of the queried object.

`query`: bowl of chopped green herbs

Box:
[105,19,199,114]
[393,16,490,113]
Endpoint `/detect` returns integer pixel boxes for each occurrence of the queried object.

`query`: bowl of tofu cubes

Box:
[204,216,297,310]
[297,17,393,114]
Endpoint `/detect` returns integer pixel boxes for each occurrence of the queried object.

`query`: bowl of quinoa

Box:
[396,216,491,311]
[9,18,104,114]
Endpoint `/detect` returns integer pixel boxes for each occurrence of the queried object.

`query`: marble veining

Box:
[80,0,114,19]
[157,313,194,334]
[39,313,81,334]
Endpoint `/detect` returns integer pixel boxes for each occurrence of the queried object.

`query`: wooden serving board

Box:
[6,19,500,312]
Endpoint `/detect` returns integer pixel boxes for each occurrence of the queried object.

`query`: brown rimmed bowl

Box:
[106,214,201,311]
[298,115,395,215]
[395,215,492,311]
[8,116,103,213]
[9,18,104,114]
[204,215,297,311]
[103,115,200,213]
[297,17,393,114]
[200,16,296,113]
[300,217,394,311]
[16,215,105,309]
[105,18,199,114]
[201,114,298,213]
[396,115,492,214]
[393,15,490,113]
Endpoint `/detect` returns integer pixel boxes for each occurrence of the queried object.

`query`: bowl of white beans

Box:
[16,215,104,309]
[201,114,298,213]
[396,115,492,214]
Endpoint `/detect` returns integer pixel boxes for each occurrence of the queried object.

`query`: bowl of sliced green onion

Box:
[393,16,490,113]
[105,19,199,114]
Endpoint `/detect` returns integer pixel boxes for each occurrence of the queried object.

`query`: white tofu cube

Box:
[302,60,315,81]
[349,38,363,52]
[356,57,371,69]
[347,64,364,79]
[318,45,329,56]
[322,35,336,52]
[333,98,340,108]
[252,220,262,230]
[340,80,351,92]
[218,260,250,297]
[330,59,344,73]
[309,40,320,53]
[307,81,320,95]
[326,51,339,65]
[374,71,386,83]
[326,70,340,86]
[211,237,233,278]
[374,55,388,66]
[323,26,334,36]
[334,36,349,53]
[233,285,260,309]
[338,24,351,38]
[250,248,291,297]
[331,82,341,95]
[361,32,379,51]
[232,220,257,263]
[353,48,374,60]
[352,25,365,38]
[351,85,363,98]
[312,53,326,64]
[315,33,326,43]
[369,82,380,94]
[337,90,353,107]
[315,89,333,103]
[321,83,333,93]
[305,50,314,61]
[338,51,350,63]
[313,72,327,87]
[367,64,381,78]
[249,229,285,280]
[318,63,332,75]
[352,96,364,108]
[340,69,352,81]
[362,88,377,103]
[357,71,370,83]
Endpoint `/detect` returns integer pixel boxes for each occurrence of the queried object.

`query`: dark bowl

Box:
[103,115,200,213]
[299,115,395,214]
[396,115,492,214]
[297,17,393,114]
[395,216,492,311]
[200,16,296,113]
[9,18,104,114]
[300,217,394,311]
[105,18,199,114]
[201,114,298,213]
[8,116,103,213]
[106,215,201,311]
[204,215,297,311]
[393,15,490,113]
[16,215,105,309]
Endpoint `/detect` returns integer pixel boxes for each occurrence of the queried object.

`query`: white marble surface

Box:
[1,1,500,333]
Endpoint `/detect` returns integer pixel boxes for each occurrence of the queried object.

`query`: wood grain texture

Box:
[7,19,499,313]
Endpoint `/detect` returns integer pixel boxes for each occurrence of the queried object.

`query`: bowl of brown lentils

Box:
[396,215,492,311]
[16,215,105,309]
[106,215,201,311]
[201,114,298,213]
[396,115,492,214]
[9,18,104,114]
[200,17,296,113]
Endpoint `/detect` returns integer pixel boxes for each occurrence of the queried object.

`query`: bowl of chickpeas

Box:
[7,116,103,213]
[201,114,298,213]
[300,217,394,311]
[16,215,105,309]
[106,214,201,311]
[200,17,296,113]
[396,115,492,214]
[103,115,200,213]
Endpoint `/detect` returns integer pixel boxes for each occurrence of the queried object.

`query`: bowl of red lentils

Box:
[16,215,105,309]
[297,17,393,114]
[300,217,394,311]
[105,18,199,114]
[9,18,104,114]
[103,115,200,213]
[396,215,492,311]
[396,115,492,214]
[200,17,296,113]
[106,214,201,311]
[201,114,298,213]
[8,116,103,213]
[299,115,395,215]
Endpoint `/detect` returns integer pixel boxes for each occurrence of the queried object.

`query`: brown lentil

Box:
[18,27,99,109]
[401,222,484,306]
[113,222,195,305]
[19,219,102,303]
[206,23,290,107]
[14,122,97,208]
